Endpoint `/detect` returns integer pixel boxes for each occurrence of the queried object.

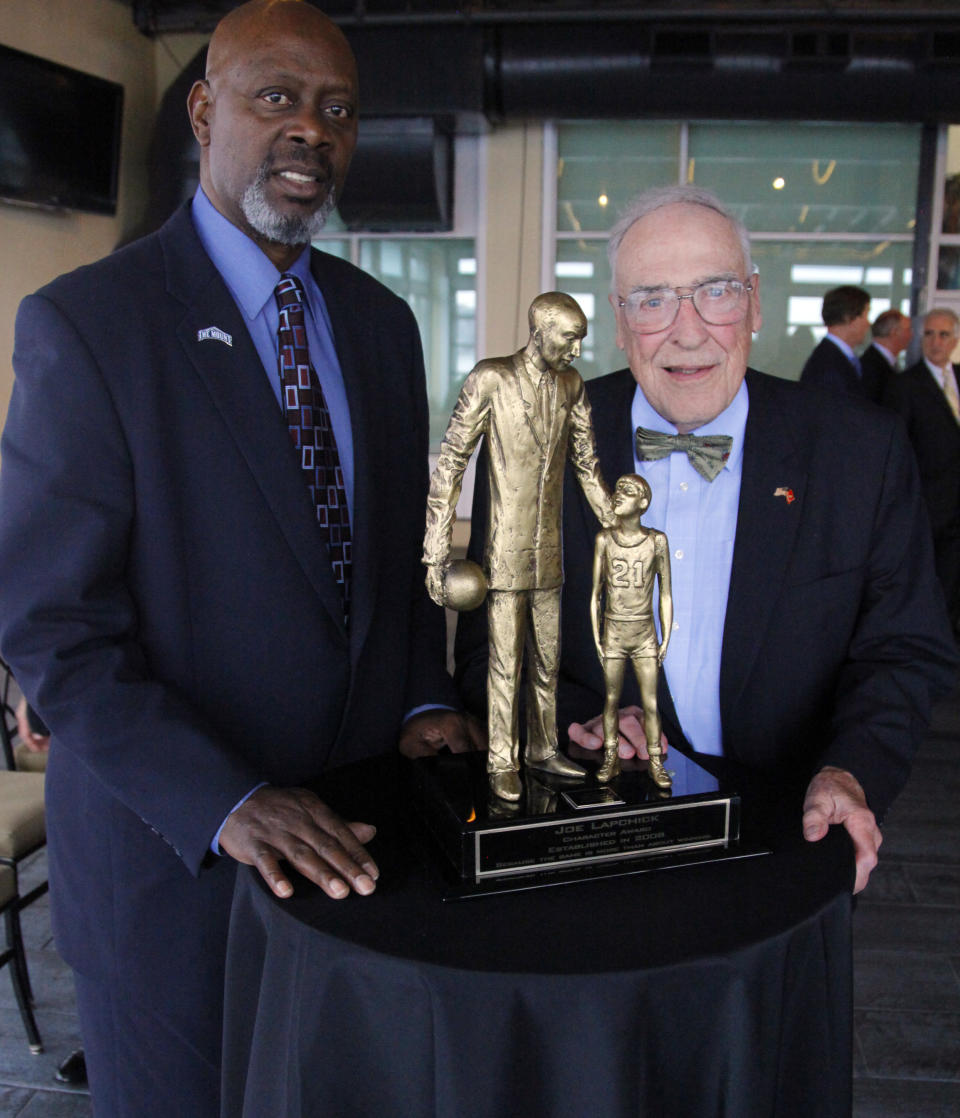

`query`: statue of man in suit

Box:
[424,292,613,801]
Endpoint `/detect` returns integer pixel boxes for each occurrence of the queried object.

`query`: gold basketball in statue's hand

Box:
[443,560,488,611]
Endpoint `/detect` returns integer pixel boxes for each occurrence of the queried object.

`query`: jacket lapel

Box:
[719,371,806,735]
[160,208,347,636]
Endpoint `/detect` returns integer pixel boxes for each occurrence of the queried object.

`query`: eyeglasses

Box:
[617,279,754,335]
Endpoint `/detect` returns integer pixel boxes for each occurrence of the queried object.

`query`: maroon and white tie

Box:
[275,273,351,618]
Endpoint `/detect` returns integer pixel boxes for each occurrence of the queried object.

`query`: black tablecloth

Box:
[222,754,854,1118]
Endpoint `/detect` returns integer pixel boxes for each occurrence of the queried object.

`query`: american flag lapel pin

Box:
[774,487,795,504]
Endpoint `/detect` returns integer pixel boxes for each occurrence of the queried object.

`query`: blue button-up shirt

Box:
[191,187,355,518]
[631,381,749,755]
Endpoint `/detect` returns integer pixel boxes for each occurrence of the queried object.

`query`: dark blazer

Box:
[859,343,897,405]
[0,205,454,1008]
[884,360,960,538]
[455,368,956,820]
[800,336,865,397]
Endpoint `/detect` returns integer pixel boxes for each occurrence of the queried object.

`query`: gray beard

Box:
[241,167,336,246]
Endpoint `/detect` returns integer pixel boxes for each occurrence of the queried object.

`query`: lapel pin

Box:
[197,326,233,347]
[774,487,795,504]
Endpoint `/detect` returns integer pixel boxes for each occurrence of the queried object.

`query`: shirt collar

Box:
[924,357,951,381]
[190,187,313,321]
[872,341,897,367]
[631,377,749,475]
[825,331,857,364]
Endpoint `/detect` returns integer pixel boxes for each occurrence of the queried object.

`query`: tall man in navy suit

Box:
[0,2,475,1113]
[456,187,956,895]
[799,284,872,396]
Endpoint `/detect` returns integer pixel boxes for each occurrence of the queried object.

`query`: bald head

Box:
[188,0,358,269]
[525,291,588,374]
[205,0,353,86]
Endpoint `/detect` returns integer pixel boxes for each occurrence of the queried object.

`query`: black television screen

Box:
[0,44,123,215]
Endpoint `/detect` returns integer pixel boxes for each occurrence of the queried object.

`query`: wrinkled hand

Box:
[567,706,668,760]
[16,697,49,753]
[218,786,378,901]
[425,565,447,607]
[802,766,882,894]
[398,709,486,758]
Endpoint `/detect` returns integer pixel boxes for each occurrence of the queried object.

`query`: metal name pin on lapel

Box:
[196,326,233,347]
[774,487,795,504]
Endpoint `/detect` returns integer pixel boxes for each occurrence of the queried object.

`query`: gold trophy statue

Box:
[424,292,613,802]
[590,475,673,787]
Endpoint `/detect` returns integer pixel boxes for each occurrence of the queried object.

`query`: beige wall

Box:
[0,0,157,431]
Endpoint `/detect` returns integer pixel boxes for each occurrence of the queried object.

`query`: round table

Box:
[221,753,854,1118]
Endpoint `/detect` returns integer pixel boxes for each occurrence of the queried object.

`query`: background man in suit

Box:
[0,2,475,1113]
[455,186,956,894]
[885,308,960,630]
[799,284,871,395]
[423,292,612,801]
[860,308,913,403]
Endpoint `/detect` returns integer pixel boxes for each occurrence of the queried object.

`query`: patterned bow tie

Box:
[634,426,733,482]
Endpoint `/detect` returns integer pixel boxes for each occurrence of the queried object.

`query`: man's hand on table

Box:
[218,786,378,901]
[802,766,882,894]
[567,706,667,760]
[398,709,486,758]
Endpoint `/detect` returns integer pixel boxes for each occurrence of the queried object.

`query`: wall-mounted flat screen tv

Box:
[0,44,123,215]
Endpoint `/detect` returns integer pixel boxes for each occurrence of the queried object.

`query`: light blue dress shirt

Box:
[631,381,749,755]
[191,187,355,519]
[824,331,861,375]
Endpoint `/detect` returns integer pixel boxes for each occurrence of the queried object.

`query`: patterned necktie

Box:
[275,273,351,618]
[635,426,733,482]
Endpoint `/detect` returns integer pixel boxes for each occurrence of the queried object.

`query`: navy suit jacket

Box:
[884,360,960,539]
[800,336,865,397]
[456,368,956,821]
[859,343,896,405]
[0,203,455,997]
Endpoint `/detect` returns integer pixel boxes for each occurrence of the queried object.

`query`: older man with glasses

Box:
[455,184,957,894]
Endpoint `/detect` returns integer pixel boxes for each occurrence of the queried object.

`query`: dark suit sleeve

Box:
[0,293,261,872]
[400,317,460,714]
[811,417,957,817]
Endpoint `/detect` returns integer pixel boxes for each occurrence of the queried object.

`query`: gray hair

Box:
[925,307,960,334]
[607,185,754,291]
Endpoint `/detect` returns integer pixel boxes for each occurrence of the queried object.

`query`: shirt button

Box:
[674,549,684,560]
[672,621,680,631]
[679,481,689,491]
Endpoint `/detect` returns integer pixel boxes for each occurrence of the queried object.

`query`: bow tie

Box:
[634,426,733,482]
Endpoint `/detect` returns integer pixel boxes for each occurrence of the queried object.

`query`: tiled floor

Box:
[0,684,957,1116]
[851,680,960,1115]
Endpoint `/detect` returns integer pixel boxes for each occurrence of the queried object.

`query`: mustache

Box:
[258,149,335,184]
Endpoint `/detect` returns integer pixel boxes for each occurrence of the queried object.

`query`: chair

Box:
[0,660,49,1046]
[1,659,47,774]
[0,863,43,1051]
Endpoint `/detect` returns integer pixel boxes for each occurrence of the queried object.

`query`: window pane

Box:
[553,240,621,383]
[358,239,477,448]
[749,240,914,379]
[943,126,960,234]
[313,239,349,262]
[557,122,680,234]
[688,122,920,234]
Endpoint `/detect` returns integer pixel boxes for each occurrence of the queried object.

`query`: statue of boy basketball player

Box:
[590,475,673,787]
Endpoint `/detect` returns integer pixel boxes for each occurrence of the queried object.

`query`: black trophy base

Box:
[408,749,767,899]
